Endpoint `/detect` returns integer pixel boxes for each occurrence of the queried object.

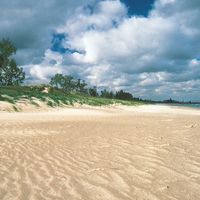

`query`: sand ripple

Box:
[0,110,200,200]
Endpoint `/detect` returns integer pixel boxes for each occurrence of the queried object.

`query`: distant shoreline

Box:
[155,103,200,110]
[1,102,200,116]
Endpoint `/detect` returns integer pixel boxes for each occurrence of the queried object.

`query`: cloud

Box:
[23,49,63,83]
[0,0,94,65]
[4,0,200,101]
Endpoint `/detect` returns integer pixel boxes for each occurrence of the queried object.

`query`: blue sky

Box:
[51,0,156,53]
[0,0,200,101]
[121,0,155,16]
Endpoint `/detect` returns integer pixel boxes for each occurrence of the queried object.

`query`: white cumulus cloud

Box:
[17,0,200,100]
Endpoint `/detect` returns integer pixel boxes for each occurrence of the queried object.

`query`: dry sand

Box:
[0,105,200,200]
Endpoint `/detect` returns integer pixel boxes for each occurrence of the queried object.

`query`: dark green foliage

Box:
[115,90,133,100]
[163,98,179,103]
[101,89,114,99]
[0,38,25,86]
[50,73,88,94]
[76,79,88,93]
[49,74,136,102]
[88,86,98,97]
[100,89,133,101]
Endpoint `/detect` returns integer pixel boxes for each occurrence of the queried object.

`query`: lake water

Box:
[171,104,200,109]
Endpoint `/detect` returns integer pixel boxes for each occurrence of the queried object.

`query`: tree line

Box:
[0,38,135,101]
[50,73,135,100]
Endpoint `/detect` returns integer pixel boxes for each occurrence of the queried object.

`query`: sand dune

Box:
[0,105,200,200]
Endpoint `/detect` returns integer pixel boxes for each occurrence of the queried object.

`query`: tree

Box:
[62,75,75,93]
[89,86,98,97]
[76,79,87,93]
[49,73,64,89]
[101,89,114,99]
[115,90,133,100]
[0,38,25,86]
[50,73,74,93]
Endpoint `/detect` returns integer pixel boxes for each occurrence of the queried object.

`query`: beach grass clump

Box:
[0,86,145,109]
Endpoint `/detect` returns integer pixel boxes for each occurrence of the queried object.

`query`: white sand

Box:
[0,105,200,200]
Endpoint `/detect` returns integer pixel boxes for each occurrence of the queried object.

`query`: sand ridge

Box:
[0,105,200,200]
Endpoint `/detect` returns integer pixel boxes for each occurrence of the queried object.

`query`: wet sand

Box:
[0,105,200,200]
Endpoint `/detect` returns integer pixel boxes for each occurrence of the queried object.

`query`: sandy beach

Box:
[0,105,200,200]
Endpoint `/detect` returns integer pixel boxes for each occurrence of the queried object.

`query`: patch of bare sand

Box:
[0,105,200,200]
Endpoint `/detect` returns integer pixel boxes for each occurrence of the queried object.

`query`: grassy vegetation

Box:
[0,86,146,109]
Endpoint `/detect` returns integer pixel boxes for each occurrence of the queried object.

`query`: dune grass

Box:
[0,86,145,109]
